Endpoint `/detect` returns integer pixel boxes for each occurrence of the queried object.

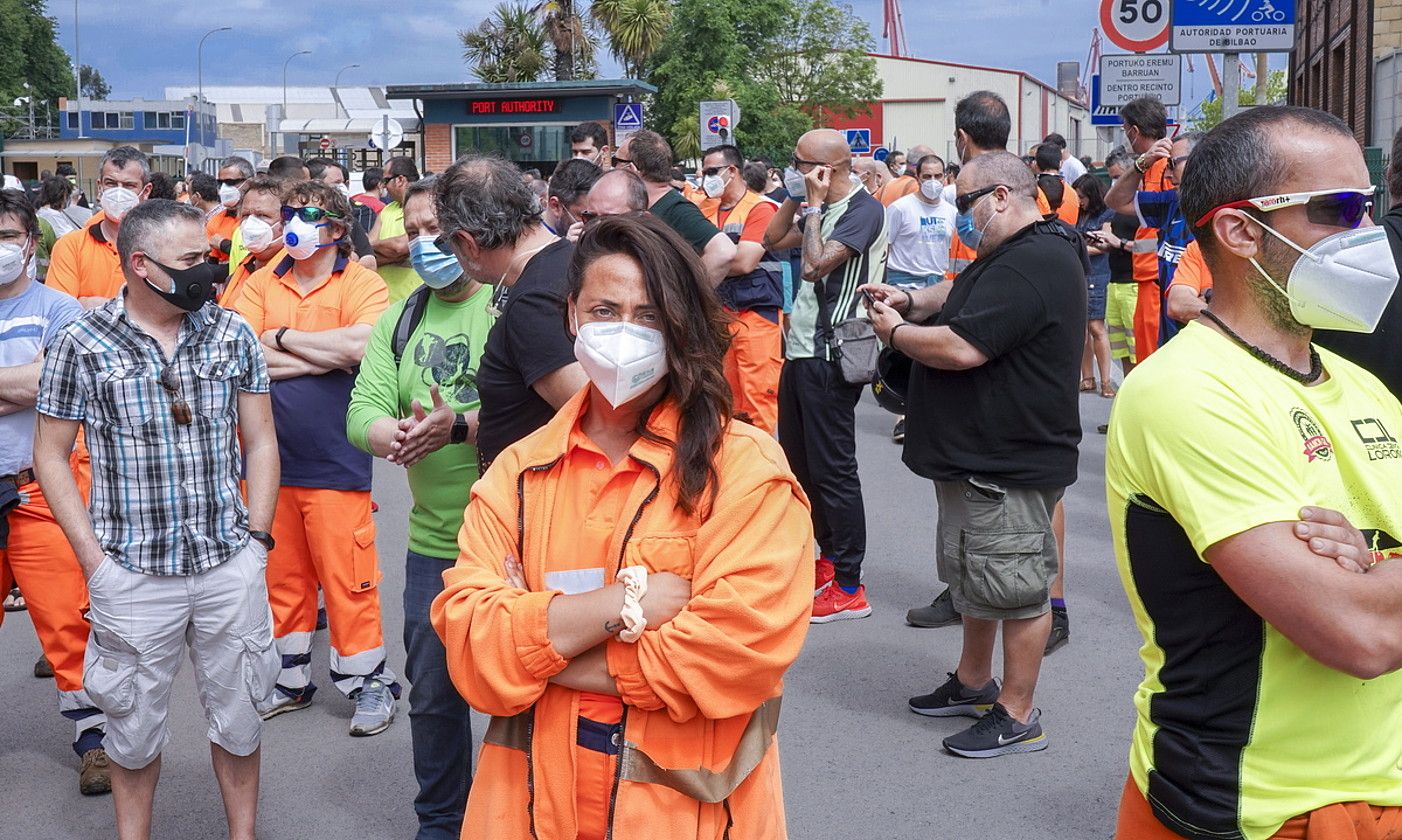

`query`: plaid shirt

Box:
[37,295,270,576]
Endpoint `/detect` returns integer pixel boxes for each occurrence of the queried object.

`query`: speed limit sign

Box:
[1100,0,1169,52]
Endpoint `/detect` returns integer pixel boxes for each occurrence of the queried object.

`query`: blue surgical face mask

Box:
[955,194,996,251]
[410,234,464,289]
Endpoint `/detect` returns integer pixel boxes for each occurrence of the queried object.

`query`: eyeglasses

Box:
[218,178,247,188]
[955,184,1005,215]
[1170,155,1190,167]
[611,155,634,168]
[1194,187,1377,230]
[579,210,604,222]
[280,205,343,224]
[159,367,191,426]
[791,155,827,171]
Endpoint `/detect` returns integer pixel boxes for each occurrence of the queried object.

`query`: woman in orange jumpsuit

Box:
[432,213,814,839]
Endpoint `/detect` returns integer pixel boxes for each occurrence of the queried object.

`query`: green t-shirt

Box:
[347,284,496,558]
[375,201,423,302]
[1106,321,1402,839]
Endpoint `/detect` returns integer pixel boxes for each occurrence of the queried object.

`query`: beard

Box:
[1248,234,1311,339]
[433,275,474,298]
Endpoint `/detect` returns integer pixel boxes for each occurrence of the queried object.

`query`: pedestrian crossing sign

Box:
[614,103,644,131]
[846,129,872,154]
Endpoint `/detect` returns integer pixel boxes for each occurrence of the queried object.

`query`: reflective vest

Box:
[701,189,785,314]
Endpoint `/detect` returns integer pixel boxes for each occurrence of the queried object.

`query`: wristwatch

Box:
[450,413,471,444]
[801,206,822,218]
[249,530,276,551]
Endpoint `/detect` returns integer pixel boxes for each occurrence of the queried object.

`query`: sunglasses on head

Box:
[159,367,192,426]
[955,184,1006,215]
[1194,187,1376,230]
[280,205,342,224]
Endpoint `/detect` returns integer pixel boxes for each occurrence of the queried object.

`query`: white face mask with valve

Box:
[1247,217,1400,333]
[573,318,669,408]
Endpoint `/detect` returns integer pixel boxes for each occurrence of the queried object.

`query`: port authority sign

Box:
[1099,54,1182,107]
[1170,0,1295,53]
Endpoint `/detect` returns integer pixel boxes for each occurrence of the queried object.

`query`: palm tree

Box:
[460,3,550,83]
[532,0,596,81]
[592,0,672,78]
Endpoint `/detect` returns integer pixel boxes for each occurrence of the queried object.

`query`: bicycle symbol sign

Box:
[1170,0,1294,53]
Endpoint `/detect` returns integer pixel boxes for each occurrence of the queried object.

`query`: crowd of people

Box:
[3,85,1402,840]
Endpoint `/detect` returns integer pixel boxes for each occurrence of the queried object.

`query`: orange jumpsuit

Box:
[1132,158,1170,362]
[432,390,815,839]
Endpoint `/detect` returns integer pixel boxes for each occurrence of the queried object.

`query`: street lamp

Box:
[334,64,360,119]
[282,50,312,155]
[197,26,232,168]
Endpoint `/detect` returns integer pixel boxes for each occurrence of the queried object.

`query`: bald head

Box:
[796,129,851,169]
[960,151,1037,202]
[587,169,648,216]
[908,144,936,160]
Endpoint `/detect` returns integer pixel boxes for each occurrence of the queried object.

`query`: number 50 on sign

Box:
[1102,0,1170,52]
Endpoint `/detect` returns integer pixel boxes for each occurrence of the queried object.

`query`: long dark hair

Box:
[567,213,733,517]
[1073,173,1107,218]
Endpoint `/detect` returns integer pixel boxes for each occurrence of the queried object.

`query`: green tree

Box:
[80,64,109,100]
[765,0,882,124]
[533,0,594,81]
[0,0,77,114]
[592,0,672,79]
[1191,69,1287,131]
[460,3,549,83]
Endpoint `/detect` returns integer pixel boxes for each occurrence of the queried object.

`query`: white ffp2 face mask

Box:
[240,216,278,253]
[573,319,669,408]
[218,183,241,207]
[0,242,29,285]
[100,186,141,222]
[1249,219,1400,333]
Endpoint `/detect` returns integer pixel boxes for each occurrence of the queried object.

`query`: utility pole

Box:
[1255,53,1269,104]
[1223,52,1240,121]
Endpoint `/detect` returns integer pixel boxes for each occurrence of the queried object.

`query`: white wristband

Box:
[616,567,647,643]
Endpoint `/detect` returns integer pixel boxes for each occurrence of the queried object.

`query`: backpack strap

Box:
[392,286,433,366]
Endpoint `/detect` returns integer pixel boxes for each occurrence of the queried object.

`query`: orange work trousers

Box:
[266,486,394,697]
[1115,776,1402,839]
[723,310,783,435]
[1133,280,1162,363]
[0,477,100,745]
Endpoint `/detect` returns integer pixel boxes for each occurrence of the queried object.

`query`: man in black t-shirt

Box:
[434,155,587,467]
[621,130,736,286]
[864,152,1085,759]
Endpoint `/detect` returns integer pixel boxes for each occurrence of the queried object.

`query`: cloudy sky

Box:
[61,0,1108,99]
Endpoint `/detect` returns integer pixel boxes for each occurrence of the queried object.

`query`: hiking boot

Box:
[909,672,1000,718]
[79,747,111,795]
[349,678,397,737]
[810,584,872,624]
[906,589,961,628]
[34,655,53,679]
[814,556,835,596]
[258,686,314,720]
[943,704,1048,758]
[1044,608,1069,656]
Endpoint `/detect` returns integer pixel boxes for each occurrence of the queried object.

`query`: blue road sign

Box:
[1090,74,1122,127]
[845,129,871,154]
[872,147,889,162]
[1171,0,1294,52]
[614,102,644,130]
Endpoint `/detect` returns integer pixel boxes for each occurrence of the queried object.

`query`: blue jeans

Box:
[887,268,944,287]
[403,551,473,840]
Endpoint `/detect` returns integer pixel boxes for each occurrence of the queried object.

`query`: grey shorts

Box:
[935,478,1063,621]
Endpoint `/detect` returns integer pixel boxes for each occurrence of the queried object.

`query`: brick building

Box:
[1290,0,1402,146]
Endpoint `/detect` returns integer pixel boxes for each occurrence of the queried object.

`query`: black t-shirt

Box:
[1314,206,1402,402]
[1107,212,1138,282]
[903,220,1086,488]
[475,239,577,463]
[651,189,721,253]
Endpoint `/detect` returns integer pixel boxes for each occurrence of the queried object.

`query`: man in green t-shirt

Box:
[1107,106,1402,840]
[347,175,494,839]
[370,157,425,301]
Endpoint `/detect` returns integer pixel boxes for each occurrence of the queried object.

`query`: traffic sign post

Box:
[845,129,871,155]
[1090,74,1123,127]
[319,136,332,152]
[369,115,404,152]
[699,100,740,151]
[613,102,644,149]
[1101,0,1170,53]
[1099,53,1182,106]
[872,147,889,162]
[1170,0,1295,53]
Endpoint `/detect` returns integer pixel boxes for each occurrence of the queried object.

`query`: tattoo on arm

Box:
[603,619,624,634]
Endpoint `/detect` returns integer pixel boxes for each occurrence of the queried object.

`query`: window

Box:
[66,112,77,129]
[119,112,133,129]
[171,112,186,130]
[1329,42,1347,121]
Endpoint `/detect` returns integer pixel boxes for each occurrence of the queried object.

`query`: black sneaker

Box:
[943,704,1048,758]
[1044,608,1069,656]
[1097,423,1109,435]
[906,589,961,628]
[892,418,906,444]
[909,672,1000,718]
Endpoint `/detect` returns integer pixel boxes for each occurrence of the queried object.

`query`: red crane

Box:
[883,0,908,57]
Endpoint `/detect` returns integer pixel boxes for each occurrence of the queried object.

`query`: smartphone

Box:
[862,289,876,307]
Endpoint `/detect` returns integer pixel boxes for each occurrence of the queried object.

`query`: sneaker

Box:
[943,704,1048,758]
[906,589,961,628]
[814,556,835,595]
[349,678,397,737]
[810,584,872,624]
[909,672,1000,718]
[3,587,24,612]
[34,655,54,679]
[78,747,111,796]
[1044,608,1069,656]
[892,417,906,444]
[258,686,314,720]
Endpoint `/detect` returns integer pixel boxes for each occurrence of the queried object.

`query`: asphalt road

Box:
[0,388,1136,840]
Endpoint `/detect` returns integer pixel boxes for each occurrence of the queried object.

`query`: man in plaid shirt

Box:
[33,199,281,840]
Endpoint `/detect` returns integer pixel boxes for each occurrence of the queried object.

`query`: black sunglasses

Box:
[791,155,827,171]
[955,184,1005,215]
[218,178,247,188]
[280,206,343,224]
[159,367,192,426]
[611,155,634,168]
[701,166,730,177]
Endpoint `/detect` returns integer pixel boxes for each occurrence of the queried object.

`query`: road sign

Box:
[845,129,871,154]
[319,136,332,151]
[872,147,889,162]
[1170,0,1295,53]
[699,100,740,151]
[1099,53,1182,106]
[1090,75,1123,126]
[613,102,643,131]
[369,116,404,152]
[1101,0,1170,53]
